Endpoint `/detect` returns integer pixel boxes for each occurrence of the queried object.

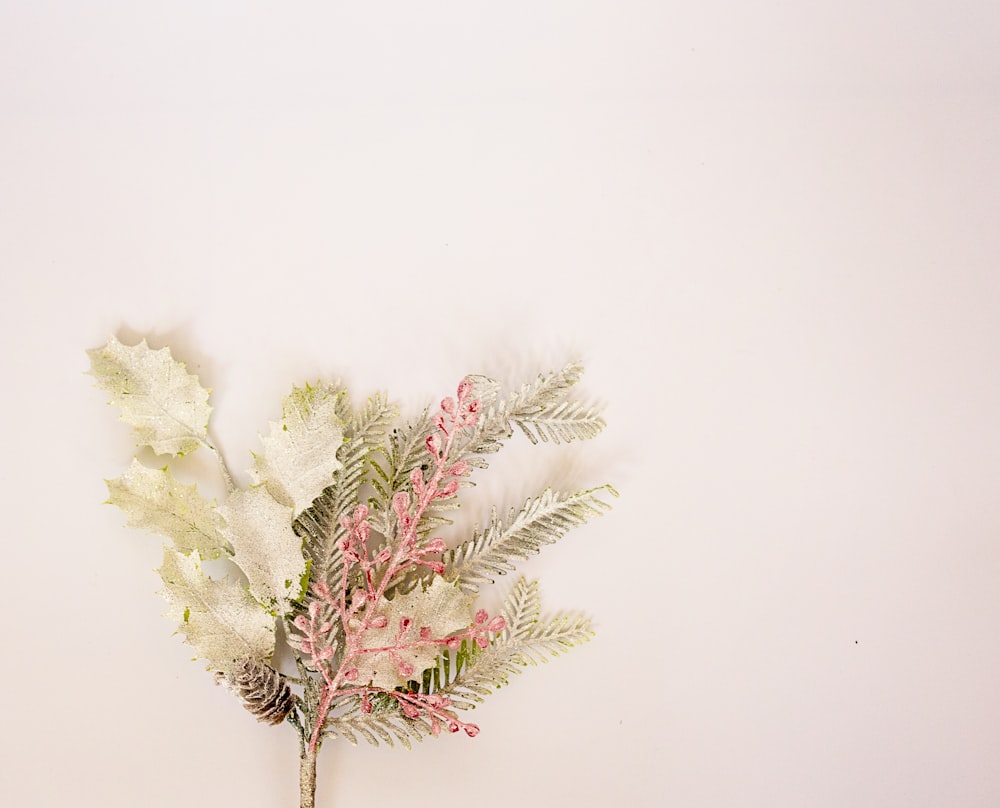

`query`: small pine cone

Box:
[225,657,294,726]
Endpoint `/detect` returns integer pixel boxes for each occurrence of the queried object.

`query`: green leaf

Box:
[106,459,228,559]
[220,487,306,616]
[250,382,347,515]
[87,336,212,456]
[158,547,275,672]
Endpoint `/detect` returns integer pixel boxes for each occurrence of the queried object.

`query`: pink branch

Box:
[298,379,502,754]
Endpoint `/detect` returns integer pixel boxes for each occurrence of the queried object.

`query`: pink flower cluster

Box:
[296,379,506,752]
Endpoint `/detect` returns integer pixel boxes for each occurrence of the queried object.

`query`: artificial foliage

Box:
[89,336,615,807]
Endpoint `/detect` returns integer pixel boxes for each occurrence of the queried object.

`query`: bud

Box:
[410,466,425,495]
[436,479,459,499]
[425,433,442,457]
[392,491,411,521]
[423,538,447,554]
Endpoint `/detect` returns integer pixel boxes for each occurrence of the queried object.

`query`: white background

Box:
[2,2,999,806]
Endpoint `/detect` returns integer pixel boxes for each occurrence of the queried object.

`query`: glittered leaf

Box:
[220,487,306,615]
[357,577,473,689]
[106,459,228,559]
[87,336,212,456]
[251,383,346,514]
[295,391,398,587]
[158,547,275,673]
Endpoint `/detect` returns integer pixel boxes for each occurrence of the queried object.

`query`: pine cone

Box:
[224,658,294,726]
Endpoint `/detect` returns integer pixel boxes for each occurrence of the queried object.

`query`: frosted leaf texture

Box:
[106,459,227,559]
[251,383,346,515]
[87,336,212,456]
[158,547,276,672]
[220,487,306,615]
[358,577,473,689]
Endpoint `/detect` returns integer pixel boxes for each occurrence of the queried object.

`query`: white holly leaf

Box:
[158,547,275,673]
[357,577,473,689]
[88,336,212,456]
[107,459,228,559]
[220,487,306,615]
[251,383,346,515]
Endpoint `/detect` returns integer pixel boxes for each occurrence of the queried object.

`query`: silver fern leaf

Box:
[427,578,593,709]
[444,486,617,594]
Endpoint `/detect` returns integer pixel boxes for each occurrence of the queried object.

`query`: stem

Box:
[203,430,236,492]
[300,748,318,808]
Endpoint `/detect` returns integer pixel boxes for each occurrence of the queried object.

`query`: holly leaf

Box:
[357,577,473,689]
[158,547,275,673]
[251,383,346,515]
[107,459,228,559]
[220,487,307,615]
[87,336,212,457]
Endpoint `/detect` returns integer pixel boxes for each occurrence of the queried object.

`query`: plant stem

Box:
[203,431,236,492]
[300,748,318,808]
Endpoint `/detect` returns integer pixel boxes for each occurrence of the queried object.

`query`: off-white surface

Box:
[3,3,1000,807]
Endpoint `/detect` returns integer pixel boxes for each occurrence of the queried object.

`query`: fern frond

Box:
[294,392,396,586]
[445,486,617,594]
[448,361,606,476]
[414,578,593,710]
[509,611,594,665]
[511,399,606,444]
[324,701,432,749]
[499,576,543,643]
[368,408,434,533]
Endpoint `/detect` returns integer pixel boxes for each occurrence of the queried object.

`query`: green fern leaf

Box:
[368,408,434,533]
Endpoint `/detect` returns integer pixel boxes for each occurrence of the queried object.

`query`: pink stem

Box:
[306,386,476,753]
